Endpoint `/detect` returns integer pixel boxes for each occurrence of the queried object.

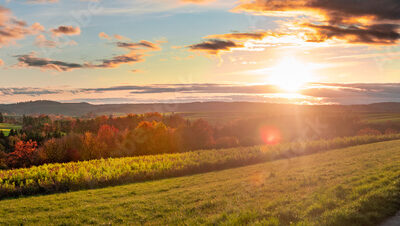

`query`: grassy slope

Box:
[0,141,399,225]
[362,113,400,124]
[2,135,399,199]
[0,123,21,136]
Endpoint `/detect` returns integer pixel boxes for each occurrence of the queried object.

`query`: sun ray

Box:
[268,57,315,92]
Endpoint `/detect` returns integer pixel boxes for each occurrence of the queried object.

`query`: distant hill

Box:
[1,100,400,116]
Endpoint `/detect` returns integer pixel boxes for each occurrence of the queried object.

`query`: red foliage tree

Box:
[8,140,38,168]
[97,124,120,157]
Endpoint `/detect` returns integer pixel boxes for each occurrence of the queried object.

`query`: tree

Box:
[0,113,3,123]
[181,119,215,151]
[96,124,119,157]
[8,140,38,168]
[132,121,178,155]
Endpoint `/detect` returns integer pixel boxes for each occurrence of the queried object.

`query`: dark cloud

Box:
[16,53,83,71]
[188,39,244,55]
[305,23,400,44]
[94,53,143,68]
[116,40,161,50]
[51,25,80,36]
[236,0,400,45]
[308,0,400,22]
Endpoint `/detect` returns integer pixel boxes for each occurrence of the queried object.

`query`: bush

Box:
[0,134,399,199]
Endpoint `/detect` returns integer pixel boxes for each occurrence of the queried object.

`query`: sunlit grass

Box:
[0,140,399,225]
[0,123,21,136]
[1,134,399,199]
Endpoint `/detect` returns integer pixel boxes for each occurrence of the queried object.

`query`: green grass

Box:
[361,113,400,125]
[0,140,399,225]
[0,123,21,136]
[2,134,400,199]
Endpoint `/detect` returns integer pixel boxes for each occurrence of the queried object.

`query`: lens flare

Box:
[260,126,282,145]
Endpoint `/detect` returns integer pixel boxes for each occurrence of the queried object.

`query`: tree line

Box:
[0,112,398,169]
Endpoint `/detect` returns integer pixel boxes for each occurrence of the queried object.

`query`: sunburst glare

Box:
[268,57,315,93]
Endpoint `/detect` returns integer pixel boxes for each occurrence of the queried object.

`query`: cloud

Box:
[51,25,81,36]
[188,39,244,55]
[187,31,289,55]
[99,32,111,40]
[181,0,215,3]
[16,52,83,71]
[34,34,78,48]
[81,83,280,94]
[236,0,400,45]
[116,40,161,50]
[0,6,44,47]
[16,37,161,71]
[94,53,143,68]
[99,32,129,41]
[205,32,268,40]
[5,83,400,105]
[92,39,162,68]
[304,23,400,45]
[114,34,129,40]
[34,34,57,48]
[0,87,63,96]
[23,0,59,3]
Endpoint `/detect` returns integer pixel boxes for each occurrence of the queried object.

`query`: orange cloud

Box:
[99,32,111,40]
[0,6,45,47]
[205,32,269,40]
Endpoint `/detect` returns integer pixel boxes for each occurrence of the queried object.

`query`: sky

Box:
[0,0,400,105]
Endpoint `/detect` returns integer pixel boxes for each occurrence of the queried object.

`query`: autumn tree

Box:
[8,140,38,168]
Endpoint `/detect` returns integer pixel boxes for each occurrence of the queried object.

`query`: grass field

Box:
[2,134,399,199]
[0,123,21,136]
[361,113,400,125]
[0,140,399,225]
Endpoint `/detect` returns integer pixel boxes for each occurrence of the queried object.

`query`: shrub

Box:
[0,134,399,199]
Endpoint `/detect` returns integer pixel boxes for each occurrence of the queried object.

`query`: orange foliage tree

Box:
[8,140,38,168]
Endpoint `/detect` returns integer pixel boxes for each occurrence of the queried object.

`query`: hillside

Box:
[1,140,399,225]
[2,100,400,116]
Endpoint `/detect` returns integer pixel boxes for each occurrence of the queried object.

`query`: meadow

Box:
[361,113,400,125]
[0,123,21,136]
[0,139,399,225]
[1,134,400,200]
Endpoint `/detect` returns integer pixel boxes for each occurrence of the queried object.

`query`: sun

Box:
[268,57,314,92]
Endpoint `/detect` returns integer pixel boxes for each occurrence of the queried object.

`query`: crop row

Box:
[1,134,400,199]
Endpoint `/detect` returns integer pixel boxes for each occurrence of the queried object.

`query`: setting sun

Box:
[268,57,315,92]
